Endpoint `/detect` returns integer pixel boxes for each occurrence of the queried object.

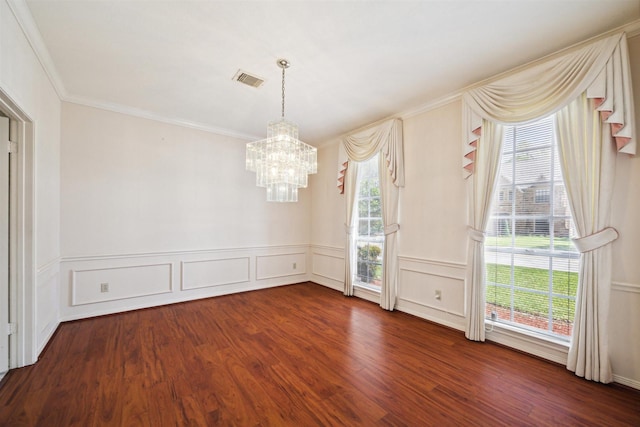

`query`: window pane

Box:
[359,179,370,197]
[485,115,578,339]
[358,219,368,236]
[515,147,551,185]
[370,219,384,237]
[358,199,369,218]
[353,153,383,289]
[370,197,381,217]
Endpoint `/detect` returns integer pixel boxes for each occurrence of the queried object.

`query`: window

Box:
[353,153,383,290]
[485,116,579,338]
[535,189,550,204]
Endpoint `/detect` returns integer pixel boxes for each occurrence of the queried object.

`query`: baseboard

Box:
[612,374,640,390]
[37,320,60,357]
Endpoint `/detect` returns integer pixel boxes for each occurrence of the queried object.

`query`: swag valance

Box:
[462,32,636,177]
[337,118,404,193]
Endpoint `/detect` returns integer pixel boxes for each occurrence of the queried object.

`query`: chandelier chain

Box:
[281,65,286,118]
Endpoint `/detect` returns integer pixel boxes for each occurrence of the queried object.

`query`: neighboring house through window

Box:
[485,116,579,338]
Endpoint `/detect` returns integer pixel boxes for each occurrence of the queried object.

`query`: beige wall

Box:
[59,102,312,321]
[61,102,311,255]
[310,34,640,387]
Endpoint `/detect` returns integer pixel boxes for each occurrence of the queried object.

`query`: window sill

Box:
[485,320,569,366]
[353,283,380,304]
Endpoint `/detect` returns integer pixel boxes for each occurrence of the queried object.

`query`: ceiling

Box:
[24,0,640,145]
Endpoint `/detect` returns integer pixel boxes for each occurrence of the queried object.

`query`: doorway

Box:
[0,87,36,377]
[0,115,9,379]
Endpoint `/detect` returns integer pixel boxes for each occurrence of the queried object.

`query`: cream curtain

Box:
[461,32,635,383]
[343,161,359,296]
[338,118,404,310]
[379,153,400,311]
[464,120,504,341]
[556,94,618,383]
[463,33,635,177]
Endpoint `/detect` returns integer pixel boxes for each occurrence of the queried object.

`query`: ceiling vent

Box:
[233,70,265,88]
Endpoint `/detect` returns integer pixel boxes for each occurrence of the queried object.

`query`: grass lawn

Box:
[485,263,578,321]
[485,235,575,251]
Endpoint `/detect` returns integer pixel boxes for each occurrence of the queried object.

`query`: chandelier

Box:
[246,59,317,202]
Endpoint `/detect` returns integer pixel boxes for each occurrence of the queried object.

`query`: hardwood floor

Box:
[0,282,638,426]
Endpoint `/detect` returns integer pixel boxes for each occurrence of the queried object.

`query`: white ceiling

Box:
[24,0,640,145]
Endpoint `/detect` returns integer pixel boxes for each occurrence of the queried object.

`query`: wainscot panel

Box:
[256,252,306,280]
[309,245,344,291]
[60,245,311,321]
[181,257,249,290]
[36,259,61,356]
[396,256,466,330]
[72,263,173,305]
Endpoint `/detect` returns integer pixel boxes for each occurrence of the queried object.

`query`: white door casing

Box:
[0,116,9,377]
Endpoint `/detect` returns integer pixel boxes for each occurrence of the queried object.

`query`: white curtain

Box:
[461,32,635,383]
[338,118,404,310]
[379,153,400,311]
[462,33,635,177]
[343,161,359,296]
[464,120,504,341]
[556,94,618,383]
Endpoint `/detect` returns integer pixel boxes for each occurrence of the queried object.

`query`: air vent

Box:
[233,70,265,88]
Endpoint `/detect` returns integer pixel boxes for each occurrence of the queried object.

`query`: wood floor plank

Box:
[0,282,638,426]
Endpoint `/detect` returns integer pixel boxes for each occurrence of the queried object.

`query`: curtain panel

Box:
[461,32,635,384]
[338,118,404,310]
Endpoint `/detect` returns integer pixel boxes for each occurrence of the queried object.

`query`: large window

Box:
[485,116,579,338]
[353,153,383,290]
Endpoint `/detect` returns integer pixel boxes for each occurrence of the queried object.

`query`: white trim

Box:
[309,244,344,252]
[6,0,67,99]
[61,244,310,263]
[397,295,465,318]
[353,285,380,304]
[485,321,569,365]
[395,297,465,331]
[6,0,262,142]
[255,252,307,281]
[70,263,173,306]
[397,255,466,270]
[180,257,250,291]
[36,320,58,356]
[0,86,37,367]
[611,281,640,294]
[400,93,462,120]
[612,374,640,391]
[64,97,260,142]
[36,256,61,275]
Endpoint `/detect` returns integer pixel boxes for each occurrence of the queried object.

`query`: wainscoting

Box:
[308,245,640,389]
[396,255,466,331]
[59,245,310,321]
[36,258,60,355]
[310,245,467,329]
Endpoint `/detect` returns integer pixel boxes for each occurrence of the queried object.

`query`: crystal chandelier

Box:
[246,59,317,202]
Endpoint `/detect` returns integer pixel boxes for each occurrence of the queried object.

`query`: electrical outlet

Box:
[293,262,297,270]
[435,290,442,301]
[100,283,109,293]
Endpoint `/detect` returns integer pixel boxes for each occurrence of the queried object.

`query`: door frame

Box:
[0,87,36,369]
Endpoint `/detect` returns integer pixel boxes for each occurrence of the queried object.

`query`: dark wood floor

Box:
[0,282,638,426]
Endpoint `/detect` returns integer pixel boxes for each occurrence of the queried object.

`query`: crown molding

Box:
[9,0,640,145]
[7,0,262,141]
[64,95,261,142]
[7,0,68,100]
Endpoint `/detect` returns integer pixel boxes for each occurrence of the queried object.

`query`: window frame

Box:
[352,153,383,291]
[485,116,579,340]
